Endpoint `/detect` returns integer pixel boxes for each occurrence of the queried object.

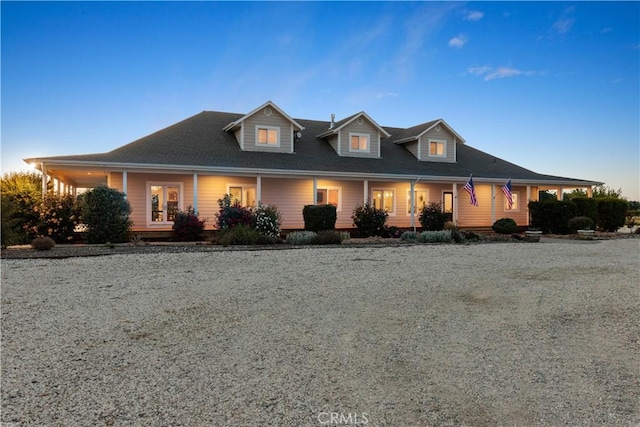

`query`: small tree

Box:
[419,202,447,231]
[1,171,43,246]
[81,185,132,243]
[351,202,388,237]
[254,203,282,237]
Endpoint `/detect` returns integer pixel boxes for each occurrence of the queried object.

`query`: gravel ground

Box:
[1,239,639,426]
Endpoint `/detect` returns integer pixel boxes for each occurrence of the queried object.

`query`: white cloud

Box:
[467,66,536,81]
[464,10,484,21]
[448,34,467,48]
[552,18,574,35]
[376,92,399,100]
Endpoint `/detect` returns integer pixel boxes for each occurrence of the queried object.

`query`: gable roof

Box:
[392,119,465,144]
[222,100,305,132]
[316,111,391,139]
[24,110,600,187]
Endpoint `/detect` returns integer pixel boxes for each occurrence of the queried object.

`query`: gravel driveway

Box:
[2,239,639,426]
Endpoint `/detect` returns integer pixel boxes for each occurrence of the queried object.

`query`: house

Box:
[25,101,600,232]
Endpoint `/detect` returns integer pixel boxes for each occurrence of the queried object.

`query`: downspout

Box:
[41,162,47,198]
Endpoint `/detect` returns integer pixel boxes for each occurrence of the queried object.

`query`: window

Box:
[504,192,519,211]
[372,189,395,214]
[256,126,279,146]
[149,183,182,224]
[317,187,341,210]
[349,133,370,152]
[429,139,446,158]
[407,190,428,215]
[228,185,256,208]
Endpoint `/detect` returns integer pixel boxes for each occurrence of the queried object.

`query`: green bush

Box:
[217,224,259,246]
[596,197,628,232]
[30,236,56,250]
[285,230,317,245]
[172,206,205,241]
[528,199,577,234]
[419,202,447,231]
[418,230,452,243]
[572,197,598,226]
[400,231,419,241]
[25,193,81,243]
[303,205,337,232]
[567,216,594,233]
[216,194,254,230]
[81,185,132,243]
[1,171,43,246]
[254,203,282,237]
[312,230,345,245]
[492,218,517,234]
[351,202,388,237]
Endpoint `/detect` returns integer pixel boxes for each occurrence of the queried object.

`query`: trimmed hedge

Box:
[572,197,598,226]
[303,204,337,232]
[351,202,388,237]
[596,197,628,232]
[528,199,577,234]
[492,218,517,234]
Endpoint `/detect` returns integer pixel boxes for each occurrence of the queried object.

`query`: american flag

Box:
[463,176,479,207]
[502,179,513,209]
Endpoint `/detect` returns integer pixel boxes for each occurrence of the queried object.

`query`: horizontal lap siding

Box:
[458,183,492,227]
[419,128,455,163]
[243,110,293,153]
[261,178,313,229]
[339,120,380,158]
[317,179,363,228]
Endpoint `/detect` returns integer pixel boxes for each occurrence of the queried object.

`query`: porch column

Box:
[41,163,47,197]
[491,184,496,224]
[256,174,262,203]
[410,181,416,230]
[452,182,458,225]
[587,186,593,198]
[192,172,198,212]
[526,185,532,226]
[122,170,128,199]
[363,180,369,204]
[313,177,318,204]
[558,186,564,200]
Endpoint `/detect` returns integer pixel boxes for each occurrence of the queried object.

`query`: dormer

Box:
[223,101,305,153]
[316,111,391,158]
[393,119,464,163]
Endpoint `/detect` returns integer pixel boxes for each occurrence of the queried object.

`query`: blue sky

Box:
[2,1,639,200]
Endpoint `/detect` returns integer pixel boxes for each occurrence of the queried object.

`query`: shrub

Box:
[492,218,517,234]
[285,230,317,245]
[81,186,132,243]
[312,230,345,245]
[1,171,43,246]
[384,225,401,238]
[31,236,56,250]
[418,230,452,243]
[216,194,254,230]
[596,197,628,232]
[351,202,388,237]
[462,231,481,242]
[24,193,81,243]
[572,197,598,226]
[528,199,577,234]
[254,203,282,237]
[400,231,419,241]
[172,206,205,241]
[217,224,259,246]
[255,234,280,245]
[567,216,594,233]
[419,202,447,231]
[303,205,337,232]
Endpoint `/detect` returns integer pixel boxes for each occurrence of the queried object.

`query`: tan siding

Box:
[243,109,293,153]
[404,141,419,159]
[457,183,493,227]
[261,178,313,229]
[316,179,364,228]
[338,119,380,158]
[327,135,339,155]
[419,127,455,163]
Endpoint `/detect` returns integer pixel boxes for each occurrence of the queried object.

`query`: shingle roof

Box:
[27,110,598,185]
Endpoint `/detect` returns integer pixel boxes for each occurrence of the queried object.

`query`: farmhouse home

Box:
[25,101,600,232]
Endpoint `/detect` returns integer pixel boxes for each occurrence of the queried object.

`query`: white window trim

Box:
[226,184,257,207]
[255,125,281,147]
[146,181,184,226]
[504,191,520,212]
[316,186,342,212]
[428,138,447,158]
[349,132,371,153]
[372,188,396,216]
[406,189,429,216]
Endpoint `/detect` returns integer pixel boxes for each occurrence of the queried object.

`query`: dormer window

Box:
[349,133,370,153]
[257,126,280,146]
[429,139,446,158]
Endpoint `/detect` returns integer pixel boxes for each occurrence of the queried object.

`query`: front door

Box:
[443,192,453,222]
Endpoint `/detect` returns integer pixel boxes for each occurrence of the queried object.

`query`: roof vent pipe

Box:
[329,114,335,129]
